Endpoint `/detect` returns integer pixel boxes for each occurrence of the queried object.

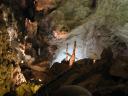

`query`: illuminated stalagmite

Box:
[66,43,68,61]
[69,41,76,66]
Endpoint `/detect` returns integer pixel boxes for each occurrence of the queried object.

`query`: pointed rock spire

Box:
[69,41,76,66]
[66,43,68,61]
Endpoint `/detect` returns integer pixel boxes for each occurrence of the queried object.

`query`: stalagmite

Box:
[38,48,41,56]
[93,59,96,64]
[69,41,76,66]
[66,43,68,61]
[7,27,18,46]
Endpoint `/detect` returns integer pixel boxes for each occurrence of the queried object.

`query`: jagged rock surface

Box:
[36,48,128,96]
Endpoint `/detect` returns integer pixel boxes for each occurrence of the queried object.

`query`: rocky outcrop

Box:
[36,48,128,96]
[12,65,26,86]
[53,85,92,96]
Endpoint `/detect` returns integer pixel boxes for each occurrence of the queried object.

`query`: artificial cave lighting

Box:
[53,42,87,63]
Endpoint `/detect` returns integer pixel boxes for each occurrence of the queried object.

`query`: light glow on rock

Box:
[53,43,86,63]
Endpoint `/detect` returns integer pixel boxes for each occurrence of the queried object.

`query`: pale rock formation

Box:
[69,41,76,66]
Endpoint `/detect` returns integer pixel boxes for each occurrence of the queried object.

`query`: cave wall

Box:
[2,0,128,63]
[49,0,128,62]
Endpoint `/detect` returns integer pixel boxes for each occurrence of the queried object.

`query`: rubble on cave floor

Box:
[36,47,128,96]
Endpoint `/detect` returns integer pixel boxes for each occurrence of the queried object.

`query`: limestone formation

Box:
[1,0,128,96]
